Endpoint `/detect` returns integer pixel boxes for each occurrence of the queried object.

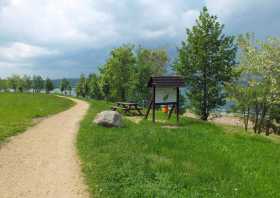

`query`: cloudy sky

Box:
[0,0,279,79]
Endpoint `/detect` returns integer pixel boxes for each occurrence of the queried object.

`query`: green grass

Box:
[0,92,74,142]
[78,100,280,198]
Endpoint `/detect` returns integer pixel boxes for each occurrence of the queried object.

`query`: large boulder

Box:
[94,111,122,127]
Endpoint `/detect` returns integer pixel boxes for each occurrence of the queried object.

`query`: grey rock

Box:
[94,111,122,127]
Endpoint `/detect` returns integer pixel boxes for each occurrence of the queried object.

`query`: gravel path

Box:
[0,97,90,198]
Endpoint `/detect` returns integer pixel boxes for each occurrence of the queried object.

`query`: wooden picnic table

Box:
[111,102,143,116]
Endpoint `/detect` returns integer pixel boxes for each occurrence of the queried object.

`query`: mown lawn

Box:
[77,100,280,198]
[0,93,74,142]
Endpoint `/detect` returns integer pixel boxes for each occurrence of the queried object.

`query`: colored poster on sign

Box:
[155,87,176,103]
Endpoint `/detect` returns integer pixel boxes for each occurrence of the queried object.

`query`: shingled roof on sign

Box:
[147,76,185,87]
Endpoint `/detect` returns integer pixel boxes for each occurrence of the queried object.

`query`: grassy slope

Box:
[0,93,74,142]
[78,100,280,198]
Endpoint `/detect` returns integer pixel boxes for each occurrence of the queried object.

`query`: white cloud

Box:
[0,0,279,78]
[181,9,200,29]
[0,42,59,62]
[205,0,243,19]
[0,0,199,48]
[0,61,32,78]
[0,0,118,48]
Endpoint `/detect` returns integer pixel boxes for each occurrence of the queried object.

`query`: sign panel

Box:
[155,87,176,104]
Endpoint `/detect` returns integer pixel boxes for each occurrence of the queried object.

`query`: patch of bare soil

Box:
[161,125,181,129]
[185,111,252,128]
[125,116,143,124]
[184,112,280,143]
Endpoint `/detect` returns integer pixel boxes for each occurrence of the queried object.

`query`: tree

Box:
[67,83,72,96]
[98,69,110,100]
[32,75,44,93]
[60,78,69,95]
[76,74,89,98]
[99,45,136,101]
[226,79,254,131]
[0,78,8,92]
[88,73,102,99]
[22,75,32,92]
[7,75,20,92]
[229,34,280,135]
[45,78,54,94]
[96,45,168,103]
[128,47,168,103]
[174,7,237,120]
[16,76,25,92]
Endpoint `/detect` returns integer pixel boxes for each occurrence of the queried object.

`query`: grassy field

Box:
[0,93,74,142]
[77,100,280,198]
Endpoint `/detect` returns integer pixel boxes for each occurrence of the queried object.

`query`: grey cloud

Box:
[0,0,280,78]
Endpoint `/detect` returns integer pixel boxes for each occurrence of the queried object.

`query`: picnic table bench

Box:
[111,102,143,116]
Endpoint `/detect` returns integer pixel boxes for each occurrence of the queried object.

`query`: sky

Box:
[0,0,280,79]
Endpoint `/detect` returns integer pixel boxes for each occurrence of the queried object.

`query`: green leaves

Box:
[95,45,168,102]
[76,74,89,98]
[174,7,237,120]
[229,34,280,134]
[99,45,136,101]
[60,78,72,95]
[45,78,54,94]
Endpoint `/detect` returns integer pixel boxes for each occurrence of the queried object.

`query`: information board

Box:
[155,87,177,104]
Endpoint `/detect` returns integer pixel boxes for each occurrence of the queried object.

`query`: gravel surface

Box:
[0,97,90,198]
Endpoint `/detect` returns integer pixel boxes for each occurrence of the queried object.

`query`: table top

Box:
[117,102,137,106]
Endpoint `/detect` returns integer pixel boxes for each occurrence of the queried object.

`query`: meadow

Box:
[77,100,280,198]
[0,93,74,142]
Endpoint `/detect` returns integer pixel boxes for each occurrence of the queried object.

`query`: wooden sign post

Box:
[145,76,185,123]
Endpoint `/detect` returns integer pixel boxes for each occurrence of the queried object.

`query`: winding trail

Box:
[0,97,90,198]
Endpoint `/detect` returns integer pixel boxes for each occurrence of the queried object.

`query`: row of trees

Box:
[0,75,54,94]
[76,45,168,103]
[78,7,279,135]
[0,75,74,95]
[1,7,277,135]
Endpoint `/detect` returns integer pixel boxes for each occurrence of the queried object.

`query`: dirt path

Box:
[0,97,90,198]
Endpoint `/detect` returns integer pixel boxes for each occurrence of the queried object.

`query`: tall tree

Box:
[45,78,54,94]
[0,78,8,92]
[60,78,69,95]
[76,74,89,98]
[99,45,136,101]
[32,75,44,93]
[88,73,102,99]
[229,34,280,135]
[67,83,72,96]
[128,47,168,103]
[7,75,20,92]
[22,75,32,92]
[96,45,168,102]
[98,68,110,100]
[174,7,237,120]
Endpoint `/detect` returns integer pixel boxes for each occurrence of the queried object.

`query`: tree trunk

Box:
[258,103,267,134]
[201,64,208,121]
[244,107,250,131]
[265,109,272,136]
[254,103,260,133]
[265,123,270,136]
